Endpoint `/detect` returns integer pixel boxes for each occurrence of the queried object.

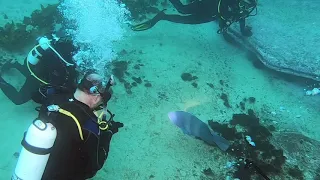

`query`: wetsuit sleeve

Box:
[83,130,113,178]
[97,130,113,165]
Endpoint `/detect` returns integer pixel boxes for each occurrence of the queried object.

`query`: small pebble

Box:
[279,106,285,111]
[180,170,186,176]
[13,152,20,158]
[144,82,152,87]
[225,161,234,168]
[295,115,301,118]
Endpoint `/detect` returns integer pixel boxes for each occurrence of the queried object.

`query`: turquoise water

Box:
[0,0,319,179]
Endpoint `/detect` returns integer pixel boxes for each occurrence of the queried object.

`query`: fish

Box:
[168,111,230,151]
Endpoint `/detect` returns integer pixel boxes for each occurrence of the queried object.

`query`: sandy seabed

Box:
[0,1,319,179]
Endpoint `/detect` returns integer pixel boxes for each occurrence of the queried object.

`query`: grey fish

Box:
[168,111,230,151]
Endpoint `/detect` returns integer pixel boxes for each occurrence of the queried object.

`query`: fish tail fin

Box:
[211,132,230,151]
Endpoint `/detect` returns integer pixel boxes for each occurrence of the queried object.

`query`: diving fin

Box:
[131,10,166,31]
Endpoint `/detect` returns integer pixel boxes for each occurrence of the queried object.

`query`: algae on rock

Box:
[0,3,62,51]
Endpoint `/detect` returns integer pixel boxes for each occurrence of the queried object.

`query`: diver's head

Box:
[75,71,113,109]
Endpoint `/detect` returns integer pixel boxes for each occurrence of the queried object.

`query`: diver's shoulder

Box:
[59,98,92,115]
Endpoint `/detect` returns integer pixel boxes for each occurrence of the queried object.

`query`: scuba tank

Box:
[27,37,51,65]
[12,119,57,180]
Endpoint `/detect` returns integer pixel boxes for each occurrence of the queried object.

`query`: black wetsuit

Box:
[0,39,78,105]
[133,0,255,36]
[166,0,253,35]
[162,0,218,24]
[41,98,113,179]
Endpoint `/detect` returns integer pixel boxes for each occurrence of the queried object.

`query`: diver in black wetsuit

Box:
[14,72,123,179]
[132,0,257,37]
[0,35,78,105]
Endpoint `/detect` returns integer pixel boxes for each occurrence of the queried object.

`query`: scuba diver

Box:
[131,0,257,37]
[0,35,78,105]
[12,72,124,179]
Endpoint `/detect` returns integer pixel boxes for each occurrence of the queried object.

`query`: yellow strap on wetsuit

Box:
[58,108,84,140]
[48,105,109,140]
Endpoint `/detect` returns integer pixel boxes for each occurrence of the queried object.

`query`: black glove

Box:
[108,121,124,134]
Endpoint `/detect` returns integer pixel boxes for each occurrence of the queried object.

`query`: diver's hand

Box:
[108,121,124,134]
[241,25,253,37]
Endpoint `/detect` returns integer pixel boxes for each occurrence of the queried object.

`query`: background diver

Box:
[132,0,257,37]
[0,35,78,105]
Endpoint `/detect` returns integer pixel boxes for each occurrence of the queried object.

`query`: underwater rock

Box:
[238,97,255,111]
[248,97,256,103]
[180,72,199,88]
[206,83,214,89]
[239,101,245,110]
[0,21,33,51]
[149,174,155,179]
[272,131,320,178]
[219,80,229,87]
[132,76,142,84]
[226,0,320,81]
[181,72,197,81]
[131,82,138,87]
[133,63,144,70]
[191,82,198,88]
[220,93,231,108]
[0,3,61,51]
[124,81,132,94]
[202,168,214,177]
[111,60,152,93]
[145,82,152,87]
[112,60,129,82]
[157,92,168,100]
[288,166,304,180]
[208,111,294,179]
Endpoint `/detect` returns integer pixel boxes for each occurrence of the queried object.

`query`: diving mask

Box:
[78,72,115,105]
[89,75,115,105]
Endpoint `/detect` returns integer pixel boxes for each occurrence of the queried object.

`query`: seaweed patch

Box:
[208,109,304,179]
